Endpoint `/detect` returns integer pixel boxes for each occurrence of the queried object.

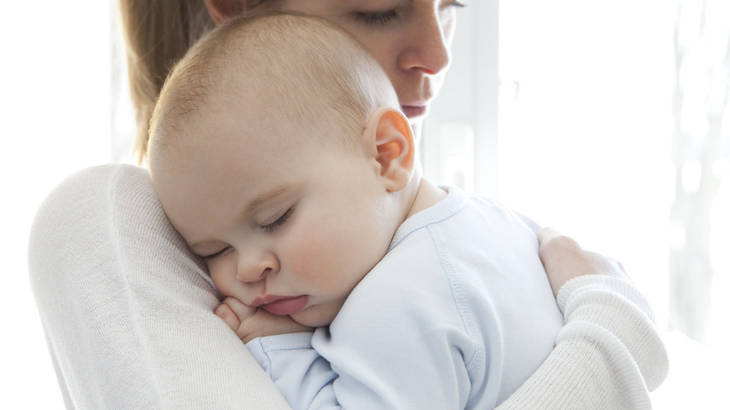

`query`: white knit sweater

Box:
[28,164,668,409]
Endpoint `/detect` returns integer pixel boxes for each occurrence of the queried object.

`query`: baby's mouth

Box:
[254,295,309,316]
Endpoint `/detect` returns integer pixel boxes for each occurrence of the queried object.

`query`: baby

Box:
[149,13,562,409]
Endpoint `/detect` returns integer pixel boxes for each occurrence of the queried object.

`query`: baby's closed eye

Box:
[260,206,295,233]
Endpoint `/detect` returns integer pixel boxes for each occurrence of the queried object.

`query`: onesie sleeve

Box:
[246,332,343,409]
[496,274,669,409]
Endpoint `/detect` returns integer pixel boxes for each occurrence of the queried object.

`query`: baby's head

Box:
[149,13,419,327]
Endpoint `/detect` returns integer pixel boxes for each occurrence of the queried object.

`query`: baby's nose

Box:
[236,251,279,283]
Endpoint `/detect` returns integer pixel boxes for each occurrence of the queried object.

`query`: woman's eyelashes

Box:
[355,1,465,26]
[355,9,399,25]
[261,206,295,233]
[443,0,467,9]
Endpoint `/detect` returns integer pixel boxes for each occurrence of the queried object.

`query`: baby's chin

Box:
[291,302,340,328]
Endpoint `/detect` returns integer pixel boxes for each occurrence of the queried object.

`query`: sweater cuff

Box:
[556,274,652,321]
[555,274,668,390]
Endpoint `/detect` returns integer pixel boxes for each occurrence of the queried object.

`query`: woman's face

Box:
[213,0,464,125]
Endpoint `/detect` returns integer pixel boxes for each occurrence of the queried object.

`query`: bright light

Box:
[497,0,728,407]
[1,1,113,408]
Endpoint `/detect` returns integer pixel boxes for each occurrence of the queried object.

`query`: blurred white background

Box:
[2,2,113,409]
[2,0,726,408]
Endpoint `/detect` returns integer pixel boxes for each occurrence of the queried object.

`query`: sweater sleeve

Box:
[497,275,669,409]
[28,165,291,410]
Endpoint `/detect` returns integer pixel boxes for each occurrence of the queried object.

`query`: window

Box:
[422,0,728,407]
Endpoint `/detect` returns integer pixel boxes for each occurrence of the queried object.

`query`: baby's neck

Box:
[404,178,447,220]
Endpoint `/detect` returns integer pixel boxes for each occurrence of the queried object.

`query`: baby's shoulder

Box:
[362,229,448,297]
[336,230,463,323]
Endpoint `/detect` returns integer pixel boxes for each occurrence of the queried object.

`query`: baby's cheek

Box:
[286,231,337,285]
[284,219,352,289]
[207,254,238,296]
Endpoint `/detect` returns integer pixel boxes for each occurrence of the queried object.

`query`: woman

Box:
[27,0,667,408]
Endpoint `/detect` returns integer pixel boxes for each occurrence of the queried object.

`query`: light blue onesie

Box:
[246,186,563,409]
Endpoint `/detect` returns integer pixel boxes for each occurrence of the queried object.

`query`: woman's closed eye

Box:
[261,206,295,233]
[355,8,399,25]
[442,0,467,9]
[354,1,466,26]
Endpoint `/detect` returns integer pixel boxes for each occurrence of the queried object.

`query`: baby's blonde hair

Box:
[118,0,275,163]
[148,12,398,157]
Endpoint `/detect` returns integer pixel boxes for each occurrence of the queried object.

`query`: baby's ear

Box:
[362,108,415,192]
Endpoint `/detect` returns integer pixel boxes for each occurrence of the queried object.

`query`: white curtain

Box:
[670,0,730,343]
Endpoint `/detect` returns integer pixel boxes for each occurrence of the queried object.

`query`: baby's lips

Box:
[259,295,309,316]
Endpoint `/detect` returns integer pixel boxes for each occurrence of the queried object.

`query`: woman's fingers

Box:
[537,228,583,296]
[536,226,561,244]
[537,227,628,296]
[537,227,581,256]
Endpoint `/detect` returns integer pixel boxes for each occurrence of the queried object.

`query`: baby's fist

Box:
[215,296,312,343]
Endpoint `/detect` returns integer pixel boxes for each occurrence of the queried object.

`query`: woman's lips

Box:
[401,105,427,119]
[257,295,309,316]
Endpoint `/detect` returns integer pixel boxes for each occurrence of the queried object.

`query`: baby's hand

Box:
[215,297,313,343]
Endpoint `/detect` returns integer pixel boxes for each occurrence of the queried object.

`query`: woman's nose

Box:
[397,12,451,76]
[236,250,279,283]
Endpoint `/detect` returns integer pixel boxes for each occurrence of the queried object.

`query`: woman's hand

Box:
[215,297,313,343]
[537,227,628,297]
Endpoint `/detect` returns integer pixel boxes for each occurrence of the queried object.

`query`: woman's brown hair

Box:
[118,0,270,162]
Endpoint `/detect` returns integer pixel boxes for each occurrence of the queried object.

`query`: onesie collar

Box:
[388,184,467,252]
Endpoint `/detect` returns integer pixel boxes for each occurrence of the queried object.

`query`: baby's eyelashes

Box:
[260,206,295,233]
[202,246,232,260]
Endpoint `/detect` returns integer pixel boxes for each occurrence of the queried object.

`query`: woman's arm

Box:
[28,164,290,409]
[497,229,669,409]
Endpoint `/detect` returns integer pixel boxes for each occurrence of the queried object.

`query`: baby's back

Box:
[431,192,563,405]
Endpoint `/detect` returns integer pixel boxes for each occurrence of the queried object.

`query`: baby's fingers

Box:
[215,303,240,331]
[215,297,255,333]
[223,296,256,319]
